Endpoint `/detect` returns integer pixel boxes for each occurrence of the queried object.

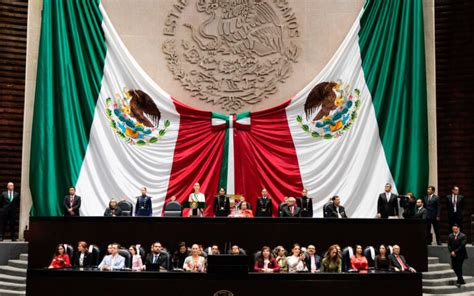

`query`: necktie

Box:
[290,206,294,215]
[452,195,457,212]
[70,197,74,207]
[9,191,12,202]
[396,255,407,271]
[153,255,157,264]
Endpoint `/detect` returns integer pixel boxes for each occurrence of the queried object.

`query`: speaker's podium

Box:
[207,255,248,275]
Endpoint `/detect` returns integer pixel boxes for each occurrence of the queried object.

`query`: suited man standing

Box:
[281,197,301,217]
[63,187,81,216]
[255,188,272,217]
[413,199,427,220]
[0,182,20,241]
[424,185,441,245]
[377,183,399,218]
[448,224,467,287]
[213,187,230,217]
[326,196,348,218]
[296,188,313,217]
[446,186,464,231]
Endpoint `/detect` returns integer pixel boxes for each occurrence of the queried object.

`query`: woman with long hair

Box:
[254,246,280,272]
[48,244,71,269]
[320,244,342,272]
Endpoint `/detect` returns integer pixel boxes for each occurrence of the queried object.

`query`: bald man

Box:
[281,197,301,217]
[1,182,20,241]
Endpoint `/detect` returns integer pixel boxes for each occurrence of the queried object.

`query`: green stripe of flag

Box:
[30,0,106,216]
[359,0,429,198]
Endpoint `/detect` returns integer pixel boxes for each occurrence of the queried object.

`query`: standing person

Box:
[424,186,441,245]
[63,187,81,217]
[448,225,467,287]
[446,186,464,231]
[255,188,272,217]
[401,192,416,219]
[135,187,152,217]
[296,188,313,217]
[413,199,427,219]
[377,183,399,218]
[188,183,205,217]
[213,187,230,217]
[0,182,19,241]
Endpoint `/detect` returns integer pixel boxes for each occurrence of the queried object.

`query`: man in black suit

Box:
[280,197,301,217]
[322,197,333,217]
[413,199,427,220]
[63,187,81,216]
[388,245,416,272]
[424,185,441,245]
[304,245,321,273]
[0,182,20,241]
[325,196,348,218]
[446,186,464,231]
[377,183,399,218]
[213,188,230,217]
[296,188,313,217]
[448,225,468,287]
[255,188,272,217]
[145,242,169,271]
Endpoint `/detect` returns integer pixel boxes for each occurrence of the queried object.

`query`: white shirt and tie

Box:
[385,192,391,202]
[451,195,458,212]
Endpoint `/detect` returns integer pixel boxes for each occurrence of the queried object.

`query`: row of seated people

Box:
[48,241,416,273]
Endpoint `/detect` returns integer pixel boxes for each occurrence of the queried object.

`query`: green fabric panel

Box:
[30,0,106,216]
[359,0,429,198]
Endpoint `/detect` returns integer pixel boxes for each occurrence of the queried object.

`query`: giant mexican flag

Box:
[30,0,428,217]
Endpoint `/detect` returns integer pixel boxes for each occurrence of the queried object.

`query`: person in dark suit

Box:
[325,196,348,218]
[0,182,20,241]
[255,188,272,217]
[388,245,416,272]
[413,199,427,220]
[73,241,92,268]
[424,185,441,245]
[135,187,152,217]
[304,245,321,272]
[448,225,468,287]
[401,192,416,219]
[63,187,81,217]
[322,197,333,217]
[296,188,313,217]
[104,199,122,217]
[145,241,169,271]
[446,186,464,231]
[213,188,230,217]
[280,197,301,217]
[377,183,399,218]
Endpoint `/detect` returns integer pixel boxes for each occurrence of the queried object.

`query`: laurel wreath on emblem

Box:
[105,89,170,146]
[296,80,361,139]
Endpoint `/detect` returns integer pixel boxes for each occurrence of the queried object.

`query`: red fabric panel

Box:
[165,99,225,217]
[234,101,304,216]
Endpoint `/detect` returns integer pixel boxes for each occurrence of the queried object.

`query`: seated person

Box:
[145,241,169,271]
[209,244,220,255]
[48,244,71,269]
[129,245,143,271]
[230,201,254,217]
[172,241,189,269]
[374,244,392,271]
[304,245,321,273]
[231,245,242,255]
[320,245,342,272]
[350,245,368,271]
[183,244,206,272]
[388,245,416,272]
[280,197,301,217]
[98,243,125,271]
[286,244,307,272]
[325,196,348,218]
[273,246,288,272]
[104,199,122,217]
[73,241,91,268]
[254,246,280,272]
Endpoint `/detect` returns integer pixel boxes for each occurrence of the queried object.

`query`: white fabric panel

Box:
[286,11,398,218]
[76,4,180,216]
